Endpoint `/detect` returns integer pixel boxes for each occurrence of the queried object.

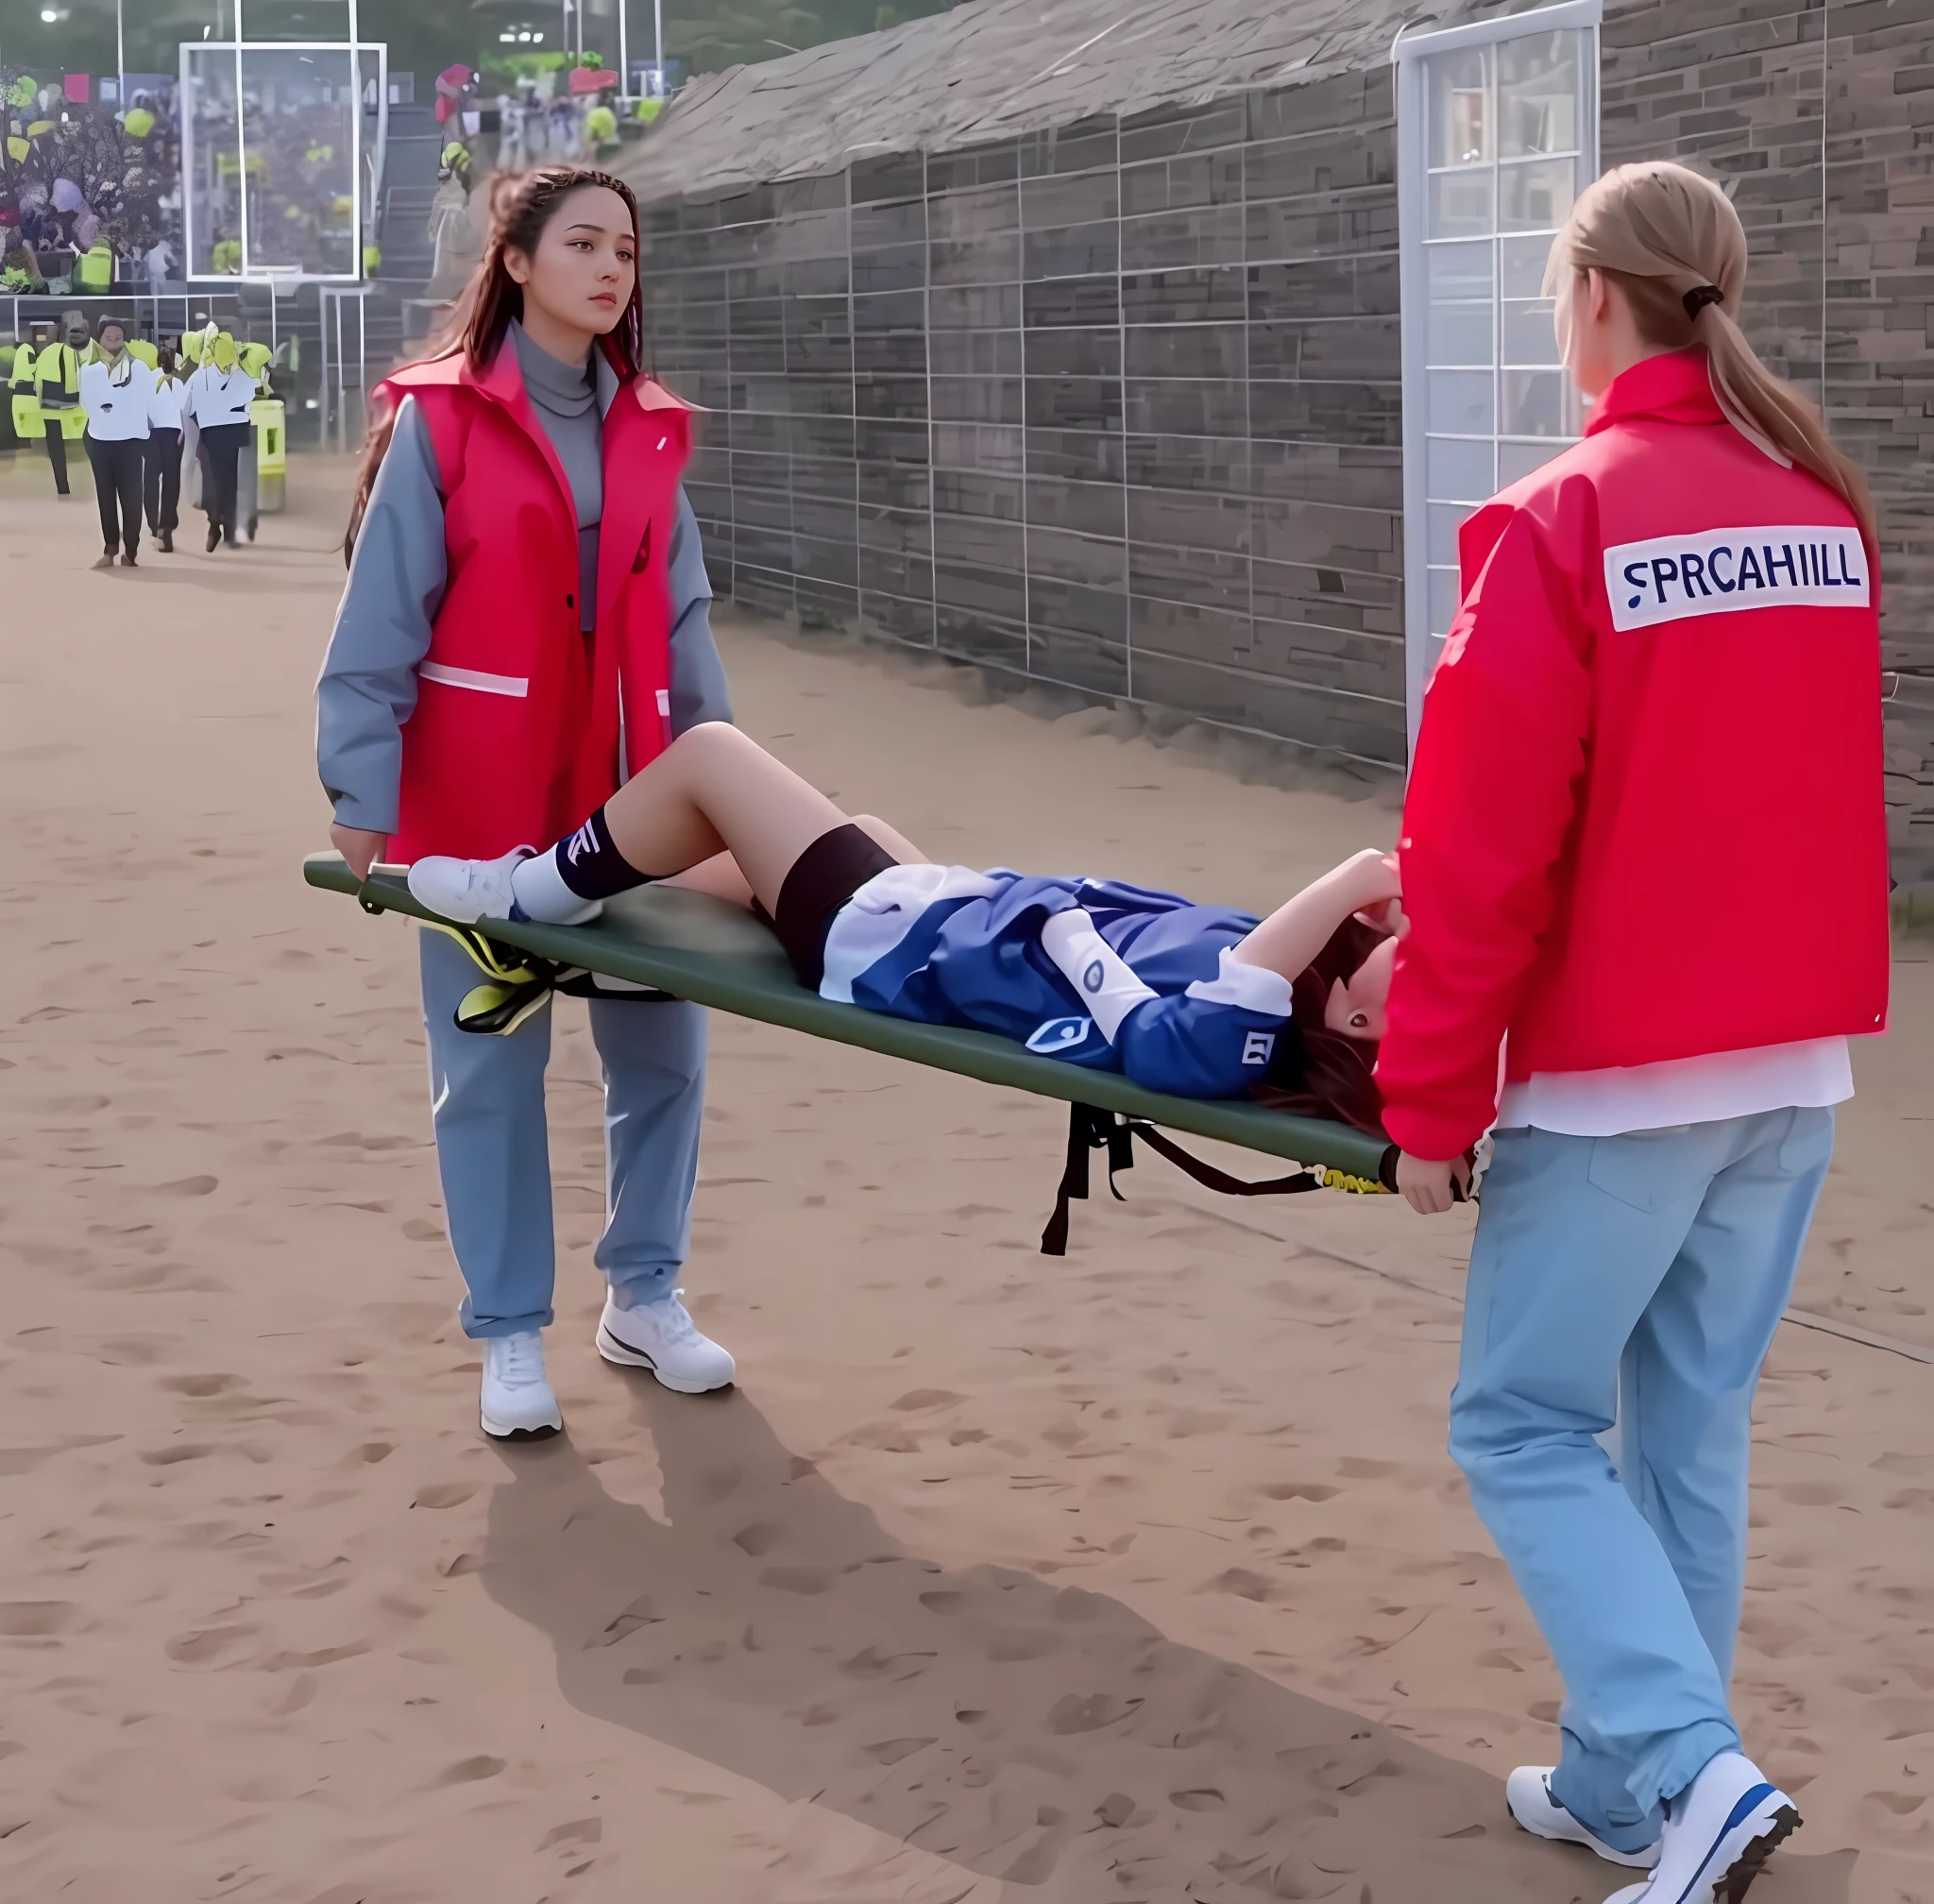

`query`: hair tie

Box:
[1683,283,1724,318]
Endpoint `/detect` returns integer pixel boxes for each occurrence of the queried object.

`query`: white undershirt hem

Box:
[1495,1037,1854,1138]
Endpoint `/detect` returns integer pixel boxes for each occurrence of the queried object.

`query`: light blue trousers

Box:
[1449,1106,1835,1852]
[418,928,707,1339]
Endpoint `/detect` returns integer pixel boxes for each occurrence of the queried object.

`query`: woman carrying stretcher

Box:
[318,165,738,1445]
[1379,164,1889,1901]
[405,720,1402,1119]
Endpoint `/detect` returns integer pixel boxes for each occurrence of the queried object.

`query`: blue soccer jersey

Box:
[818,863,1295,1099]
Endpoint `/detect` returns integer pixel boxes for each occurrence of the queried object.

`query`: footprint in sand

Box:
[412,1483,478,1510]
[159,1374,244,1399]
[147,1175,218,1198]
[1264,1481,1341,1503]
[433,1756,506,1786]
[165,1624,257,1663]
[538,1818,602,1849]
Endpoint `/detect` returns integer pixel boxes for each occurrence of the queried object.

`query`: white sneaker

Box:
[479,1330,564,1439]
[1599,1753,1800,1904]
[408,847,530,923]
[407,848,602,926]
[1507,1766,1660,1869]
[596,1288,736,1393]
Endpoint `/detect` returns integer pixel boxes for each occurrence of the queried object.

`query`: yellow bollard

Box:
[251,397,287,513]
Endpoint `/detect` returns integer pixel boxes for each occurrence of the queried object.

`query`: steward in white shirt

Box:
[77,319,154,568]
[144,352,189,553]
[182,354,256,550]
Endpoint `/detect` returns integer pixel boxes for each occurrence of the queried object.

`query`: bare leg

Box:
[663,812,930,911]
[851,813,929,865]
[661,852,756,908]
[596,725,926,916]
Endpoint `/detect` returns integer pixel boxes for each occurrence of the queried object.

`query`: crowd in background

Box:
[491,88,626,172]
[3,73,183,293]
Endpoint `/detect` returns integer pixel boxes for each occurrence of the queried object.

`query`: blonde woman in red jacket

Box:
[1379,164,1889,1901]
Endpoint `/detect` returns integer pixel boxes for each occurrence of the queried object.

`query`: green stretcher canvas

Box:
[302,854,1394,1183]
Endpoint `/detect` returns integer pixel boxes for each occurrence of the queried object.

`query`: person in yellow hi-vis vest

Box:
[75,242,114,293]
[231,337,275,541]
[8,333,39,450]
[33,318,85,496]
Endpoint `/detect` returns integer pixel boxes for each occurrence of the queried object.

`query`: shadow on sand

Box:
[479,1384,1854,1902]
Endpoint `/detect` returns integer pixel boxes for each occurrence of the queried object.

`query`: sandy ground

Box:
[1,446,1930,1904]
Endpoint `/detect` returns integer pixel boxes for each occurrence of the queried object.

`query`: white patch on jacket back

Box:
[1603,526,1867,632]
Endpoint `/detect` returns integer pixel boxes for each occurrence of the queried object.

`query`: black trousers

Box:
[145,428,182,536]
[196,422,249,540]
[86,435,146,557]
[42,416,72,495]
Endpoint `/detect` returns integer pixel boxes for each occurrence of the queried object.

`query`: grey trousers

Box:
[418,927,707,1339]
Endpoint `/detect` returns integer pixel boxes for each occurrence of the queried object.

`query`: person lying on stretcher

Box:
[406,722,1398,1128]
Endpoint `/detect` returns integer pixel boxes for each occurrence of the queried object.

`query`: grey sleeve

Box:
[666,485,733,734]
[314,397,447,833]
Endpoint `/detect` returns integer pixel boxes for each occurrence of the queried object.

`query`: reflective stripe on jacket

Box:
[378,340,692,862]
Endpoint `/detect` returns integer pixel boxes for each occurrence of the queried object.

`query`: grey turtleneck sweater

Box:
[316,340,734,835]
[512,319,602,632]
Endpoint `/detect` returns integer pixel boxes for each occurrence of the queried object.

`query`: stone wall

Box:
[638,8,1934,869]
[1603,0,1934,878]
[636,69,1409,771]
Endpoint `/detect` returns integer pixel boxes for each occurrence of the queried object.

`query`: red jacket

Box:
[1378,348,1891,1162]
[385,339,693,863]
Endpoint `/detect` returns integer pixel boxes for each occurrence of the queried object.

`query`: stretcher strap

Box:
[1042,1103,1398,1255]
[365,888,677,1033]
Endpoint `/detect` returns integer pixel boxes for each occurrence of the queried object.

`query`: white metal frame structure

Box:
[619,0,669,102]
[178,0,386,286]
[1394,0,1601,752]
[318,282,372,454]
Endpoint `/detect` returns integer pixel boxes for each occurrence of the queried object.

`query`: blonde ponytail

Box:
[1548,161,1875,549]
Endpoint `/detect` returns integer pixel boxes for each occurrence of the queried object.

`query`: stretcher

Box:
[305,854,1400,1250]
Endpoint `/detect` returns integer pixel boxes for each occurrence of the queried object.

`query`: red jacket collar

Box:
[1584,347,1724,437]
[469,335,528,407]
[382,338,697,416]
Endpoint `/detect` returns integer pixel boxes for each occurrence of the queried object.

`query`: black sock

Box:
[553,805,652,901]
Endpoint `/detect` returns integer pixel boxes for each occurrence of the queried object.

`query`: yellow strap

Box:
[1314,1165,1390,1196]
[455,977,553,1037]
[415,915,543,984]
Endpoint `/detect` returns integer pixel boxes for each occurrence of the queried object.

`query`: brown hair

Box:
[346,164,645,552]
[1251,915,1389,1140]
[1550,162,1875,549]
